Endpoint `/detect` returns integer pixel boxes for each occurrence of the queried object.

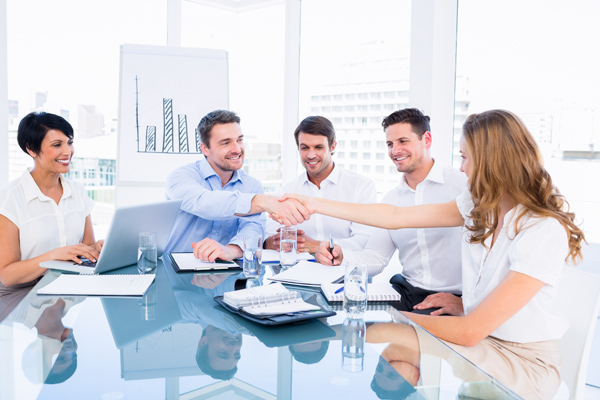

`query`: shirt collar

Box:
[21,169,72,203]
[301,162,340,186]
[199,157,243,185]
[399,159,445,190]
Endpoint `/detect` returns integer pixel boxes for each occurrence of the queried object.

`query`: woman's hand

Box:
[94,240,104,253]
[50,244,101,264]
[278,193,316,214]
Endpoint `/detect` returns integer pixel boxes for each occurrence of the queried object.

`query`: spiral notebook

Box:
[321,283,402,303]
[215,283,336,325]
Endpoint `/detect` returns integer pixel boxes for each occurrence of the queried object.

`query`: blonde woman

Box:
[282,109,584,398]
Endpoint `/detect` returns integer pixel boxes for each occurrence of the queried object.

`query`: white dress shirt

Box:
[267,164,376,250]
[345,162,466,293]
[0,170,94,293]
[456,189,569,343]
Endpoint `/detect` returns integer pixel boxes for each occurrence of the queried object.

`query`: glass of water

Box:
[279,227,297,267]
[138,232,157,274]
[243,235,262,277]
[343,263,367,318]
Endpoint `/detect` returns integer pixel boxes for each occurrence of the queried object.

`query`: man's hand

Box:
[94,240,104,253]
[297,231,318,253]
[413,293,464,316]
[264,228,310,251]
[191,274,229,289]
[191,239,242,262]
[253,195,311,227]
[315,241,343,265]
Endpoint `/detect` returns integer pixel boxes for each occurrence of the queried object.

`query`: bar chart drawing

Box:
[118,44,228,186]
[135,77,202,155]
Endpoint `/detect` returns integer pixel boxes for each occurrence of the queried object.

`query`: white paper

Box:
[170,253,237,271]
[37,274,155,297]
[261,249,316,263]
[267,261,344,287]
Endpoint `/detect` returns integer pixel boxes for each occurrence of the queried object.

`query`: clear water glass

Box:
[279,227,297,267]
[138,232,157,274]
[243,235,263,277]
[343,263,367,318]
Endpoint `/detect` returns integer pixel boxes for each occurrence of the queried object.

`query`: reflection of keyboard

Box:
[73,258,96,268]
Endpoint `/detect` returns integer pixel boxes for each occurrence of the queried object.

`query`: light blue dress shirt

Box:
[164,158,266,253]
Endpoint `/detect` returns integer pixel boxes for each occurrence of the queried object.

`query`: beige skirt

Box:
[415,329,562,400]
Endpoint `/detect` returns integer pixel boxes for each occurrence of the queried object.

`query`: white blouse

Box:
[456,189,569,343]
[0,170,94,263]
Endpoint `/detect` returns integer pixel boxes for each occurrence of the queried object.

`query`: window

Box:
[350,140,358,148]
[376,152,385,160]
[337,151,345,158]
[362,141,371,149]
[376,165,384,173]
[363,152,371,159]
[456,0,600,241]
[362,165,371,173]
[350,152,358,159]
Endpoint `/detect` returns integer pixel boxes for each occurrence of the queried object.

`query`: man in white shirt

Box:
[317,109,466,315]
[264,116,375,258]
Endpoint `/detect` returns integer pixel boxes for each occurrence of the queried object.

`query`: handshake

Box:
[255,193,314,227]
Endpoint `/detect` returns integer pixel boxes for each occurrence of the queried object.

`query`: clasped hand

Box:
[268,194,315,226]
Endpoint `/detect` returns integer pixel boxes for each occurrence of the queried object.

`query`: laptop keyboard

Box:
[74,258,97,268]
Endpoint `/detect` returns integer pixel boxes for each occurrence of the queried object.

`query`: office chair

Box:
[554,266,600,400]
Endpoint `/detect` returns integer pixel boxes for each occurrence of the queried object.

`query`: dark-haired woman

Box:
[0,112,103,296]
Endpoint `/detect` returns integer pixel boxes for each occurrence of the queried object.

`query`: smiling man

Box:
[264,116,375,258]
[165,110,310,262]
[317,108,467,315]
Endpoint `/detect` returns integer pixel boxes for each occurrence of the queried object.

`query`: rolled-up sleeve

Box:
[166,164,256,220]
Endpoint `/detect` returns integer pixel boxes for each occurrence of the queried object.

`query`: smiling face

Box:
[200,122,245,185]
[29,129,74,174]
[385,122,431,175]
[298,132,336,184]
[201,328,242,372]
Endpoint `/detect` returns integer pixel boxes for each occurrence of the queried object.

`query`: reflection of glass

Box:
[341,317,365,372]
[343,263,367,318]
[243,235,263,277]
[139,283,157,321]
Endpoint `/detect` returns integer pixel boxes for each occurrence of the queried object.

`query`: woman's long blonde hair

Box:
[462,109,585,264]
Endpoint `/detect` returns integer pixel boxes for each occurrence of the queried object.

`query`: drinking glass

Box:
[138,232,157,274]
[279,227,297,267]
[343,263,367,318]
[243,235,263,277]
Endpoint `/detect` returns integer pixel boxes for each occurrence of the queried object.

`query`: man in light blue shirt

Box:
[165,110,310,262]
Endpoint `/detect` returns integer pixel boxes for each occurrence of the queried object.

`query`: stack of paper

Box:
[267,261,344,287]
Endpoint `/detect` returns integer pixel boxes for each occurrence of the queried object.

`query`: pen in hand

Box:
[329,235,335,265]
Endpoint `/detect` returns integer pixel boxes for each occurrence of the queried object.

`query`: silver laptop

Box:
[40,200,182,274]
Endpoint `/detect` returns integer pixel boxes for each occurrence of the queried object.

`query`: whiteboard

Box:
[117,44,229,201]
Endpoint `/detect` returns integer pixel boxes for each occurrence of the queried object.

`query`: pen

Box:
[329,235,334,265]
[334,286,344,294]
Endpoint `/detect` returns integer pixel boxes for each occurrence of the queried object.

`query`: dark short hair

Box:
[288,341,330,365]
[381,108,430,139]
[44,332,78,384]
[294,116,336,148]
[197,110,241,148]
[195,330,237,380]
[17,112,74,155]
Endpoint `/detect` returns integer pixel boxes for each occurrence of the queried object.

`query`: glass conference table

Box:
[0,259,521,400]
